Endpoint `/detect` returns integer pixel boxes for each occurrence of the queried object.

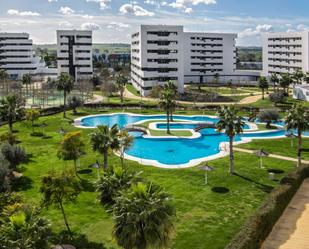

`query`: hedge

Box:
[225,165,309,249]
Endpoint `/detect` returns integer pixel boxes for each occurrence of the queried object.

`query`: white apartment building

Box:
[0,33,37,80]
[131,25,237,95]
[262,31,309,77]
[57,30,93,82]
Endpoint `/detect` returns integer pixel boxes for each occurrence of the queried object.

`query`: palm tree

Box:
[160,84,176,134]
[118,130,134,168]
[90,124,120,170]
[303,72,309,84]
[270,73,279,91]
[0,69,9,94]
[0,94,25,133]
[285,105,309,167]
[56,73,74,118]
[258,76,269,100]
[22,74,31,99]
[115,74,127,104]
[163,81,177,122]
[280,73,292,95]
[40,169,81,238]
[26,109,40,133]
[216,106,245,174]
[292,69,304,87]
[113,182,175,249]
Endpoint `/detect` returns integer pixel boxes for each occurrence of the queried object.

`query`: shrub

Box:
[0,153,11,192]
[1,143,27,170]
[0,132,17,145]
[257,110,280,128]
[68,96,84,115]
[96,166,140,205]
[225,165,309,249]
[269,91,286,106]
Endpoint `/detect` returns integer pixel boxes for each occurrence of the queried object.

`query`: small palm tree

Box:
[115,74,127,103]
[258,76,269,100]
[270,73,279,91]
[160,83,176,134]
[292,69,304,87]
[163,81,177,121]
[56,73,74,118]
[280,73,292,95]
[0,69,9,94]
[22,74,31,99]
[118,130,134,168]
[216,106,245,174]
[90,124,120,170]
[285,105,309,167]
[0,94,25,133]
[26,109,40,133]
[113,182,175,249]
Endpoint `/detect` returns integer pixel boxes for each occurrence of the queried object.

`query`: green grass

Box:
[248,96,309,109]
[237,137,309,161]
[4,109,299,249]
[126,84,140,97]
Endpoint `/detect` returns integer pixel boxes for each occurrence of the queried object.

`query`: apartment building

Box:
[57,30,93,82]
[262,31,309,77]
[131,25,237,95]
[0,33,37,80]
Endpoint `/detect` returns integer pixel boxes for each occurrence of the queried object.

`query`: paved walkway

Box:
[262,178,309,249]
[124,88,263,106]
[234,147,309,165]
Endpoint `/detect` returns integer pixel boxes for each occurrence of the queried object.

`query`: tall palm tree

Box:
[160,84,176,134]
[270,73,279,91]
[292,69,304,87]
[163,81,177,122]
[56,73,74,118]
[115,74,127,104]
[0,69,9,94]
[118,130,134,168]
[90,124,120,170]
[258,76,269,100]
[280,73,292,95]
[113,182,175,249]
[216,106,245,174]
[285,105,309,167]
[22,74,31,99]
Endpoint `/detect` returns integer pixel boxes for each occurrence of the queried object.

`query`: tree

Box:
[90,124,120,170]
[0,94,25,133]
[257,110,280,129]
[159,83,176,134]
[269,91,286,106]
[58,131,85,178]
[115,74,127,103]
[163,81,177,121]
[216,106,245,174]
[213,73,220,84]
[22,74,31,98]
[270,73,279,91]
[292,69,304,87]
[258,76,269,100]
[0,69,9,94]
[113,182,175,249]
[68,96,84,115]
[285,105,309,167]
[0,153,11,192]
[56,73,74,118]
[40,169,81,237]
[303,72,309,84]
[96,165,139,205]
[1,143,27,170]
[26,109,40,133]
[280,73,292,95]
[118,130,134,168]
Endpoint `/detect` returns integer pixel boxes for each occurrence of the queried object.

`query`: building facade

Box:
[131,25,237,95]
[0,33,37,80]
[262,31,309,77]
[57,30,93,82]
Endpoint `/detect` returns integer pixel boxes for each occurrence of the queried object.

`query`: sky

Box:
[0,0,309,46]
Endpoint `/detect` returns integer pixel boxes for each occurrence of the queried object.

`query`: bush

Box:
[225,165,309,249]
[0,132,17,145]
[1,143,27,170]
[269,91,286,106]
[96,166,140,205]
[0,153,11,192]
[68,96,84,115]
[257,110,280,128]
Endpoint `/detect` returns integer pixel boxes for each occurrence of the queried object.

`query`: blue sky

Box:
[0,0,308,45]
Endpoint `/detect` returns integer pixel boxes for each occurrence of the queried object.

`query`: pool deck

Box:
[262,178,309,249]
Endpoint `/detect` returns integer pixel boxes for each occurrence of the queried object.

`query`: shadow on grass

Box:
[80,179,95,192]
[71,112,89,117]
[211,187,230,194]
[13,176,33,191]
[77,169,93,174]
[26,153,36,163]
[234,173,274,193]
[53,232,107,249]
[268,169,285,174]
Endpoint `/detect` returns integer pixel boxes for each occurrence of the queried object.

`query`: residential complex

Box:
[131,25,238,95]
[262,31,309,77]
[57,30,93,82]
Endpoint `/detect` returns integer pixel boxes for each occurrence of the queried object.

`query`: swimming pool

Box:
[75,113,307,168]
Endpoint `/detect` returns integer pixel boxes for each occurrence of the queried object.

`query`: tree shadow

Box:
[72,112,89,117]
[80,179,95,192]
[77,169,93,175]
[211,187,230,194]
[26,153,36,163]
[12,176,33,191]
[233,173,274,193]
[52,232,107,249]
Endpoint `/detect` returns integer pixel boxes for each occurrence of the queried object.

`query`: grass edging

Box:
[225,164,309,249]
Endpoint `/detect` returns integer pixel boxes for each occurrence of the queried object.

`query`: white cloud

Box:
[59,21,74,28]
[48,0,58,2]
[7,9,41,16]
[82,14,94,19]
[81,22,101,31]
[86,0,111,10]
[239,24,273,39]
[184,7,193,13]
[169,0,216,9]
[59,6,75,15]
[119,4,155,17]
[107,21,130,31]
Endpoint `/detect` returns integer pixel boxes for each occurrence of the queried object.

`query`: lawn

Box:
[237,137,309,161]
[4,108,298,249]
[126,83,140,96]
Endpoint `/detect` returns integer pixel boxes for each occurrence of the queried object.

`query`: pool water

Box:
[78,113,307,167]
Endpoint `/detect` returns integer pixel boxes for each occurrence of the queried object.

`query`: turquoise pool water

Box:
[78,113,307,167]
